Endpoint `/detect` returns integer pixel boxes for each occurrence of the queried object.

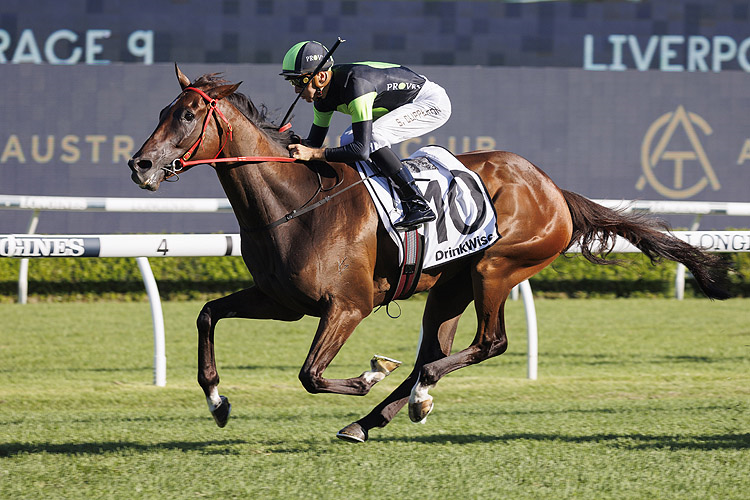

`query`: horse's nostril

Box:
[136,159,152,171]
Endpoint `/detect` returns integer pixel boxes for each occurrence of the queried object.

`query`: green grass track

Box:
[1,298,748,499]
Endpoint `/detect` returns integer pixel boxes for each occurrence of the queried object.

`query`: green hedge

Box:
[533,252,748,299]
[0,252,747,303]
[0,256,252,303]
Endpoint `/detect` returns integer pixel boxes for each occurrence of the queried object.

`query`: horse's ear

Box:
[175,63,191,89]
[208,82,242,100]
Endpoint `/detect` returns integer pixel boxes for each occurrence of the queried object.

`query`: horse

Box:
[128,66,730,442]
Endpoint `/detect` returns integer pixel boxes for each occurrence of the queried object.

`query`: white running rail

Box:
[3,231,748,385]
[2,195,749,383]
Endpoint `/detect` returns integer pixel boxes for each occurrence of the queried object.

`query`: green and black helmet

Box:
[280,41,333,77]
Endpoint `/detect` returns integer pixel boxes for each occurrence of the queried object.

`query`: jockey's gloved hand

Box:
[291,134,316,147]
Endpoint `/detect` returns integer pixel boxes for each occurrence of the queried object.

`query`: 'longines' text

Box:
[0,236,86,257]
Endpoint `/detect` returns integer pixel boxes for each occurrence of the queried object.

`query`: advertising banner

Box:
[1,63,749,232]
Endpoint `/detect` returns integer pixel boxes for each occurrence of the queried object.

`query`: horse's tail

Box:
[560,189,732,300]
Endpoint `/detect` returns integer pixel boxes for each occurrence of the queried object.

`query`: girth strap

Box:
[385,228,425,304]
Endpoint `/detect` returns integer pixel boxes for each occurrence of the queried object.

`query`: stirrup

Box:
[394,205,436,229]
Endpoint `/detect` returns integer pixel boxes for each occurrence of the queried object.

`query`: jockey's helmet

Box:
[280,41,332,77]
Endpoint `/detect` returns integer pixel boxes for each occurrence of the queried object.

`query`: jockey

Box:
[280,40,452,229]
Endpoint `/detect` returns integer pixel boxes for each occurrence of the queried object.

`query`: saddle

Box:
[356,146,500,303]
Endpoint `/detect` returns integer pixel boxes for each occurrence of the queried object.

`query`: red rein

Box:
[172,87,297,172]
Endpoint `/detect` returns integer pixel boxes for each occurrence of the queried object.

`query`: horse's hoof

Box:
[370,355,402,375]
[210,395,231,428]
[336,422,368,443]
[408,396,434,424]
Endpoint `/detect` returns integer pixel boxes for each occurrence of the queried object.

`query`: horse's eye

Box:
[184,111,195,122]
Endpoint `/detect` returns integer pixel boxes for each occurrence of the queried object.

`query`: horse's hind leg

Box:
[337,272,474,442]
[408,255,557,422]
[197,286,302,427]
[408,263,514,423]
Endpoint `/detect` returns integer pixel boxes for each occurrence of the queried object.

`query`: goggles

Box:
[286,74,312,88]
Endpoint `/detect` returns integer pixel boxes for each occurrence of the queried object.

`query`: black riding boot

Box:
[370,147,436,229]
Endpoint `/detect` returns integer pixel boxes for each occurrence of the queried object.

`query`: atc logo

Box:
[637,106,720,199]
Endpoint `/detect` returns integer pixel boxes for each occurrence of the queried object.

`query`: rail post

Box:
[18,209,40,304]
[136,256,166,387]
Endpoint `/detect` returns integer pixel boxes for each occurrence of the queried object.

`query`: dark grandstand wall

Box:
[1,0,748,69]
[1,0,748,233]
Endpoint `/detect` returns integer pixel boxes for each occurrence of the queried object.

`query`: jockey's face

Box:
[289,71,330,103]
[294,79,318,103]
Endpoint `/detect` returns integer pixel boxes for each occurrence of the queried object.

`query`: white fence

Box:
[593,199,750,217]
[2,195,749,385]
[0,233,243,387]
[2,230,748,385]
[1,194,235,387]
[593,198,750,300]
[5,194,750,303]
[1,195,233,304]
[0,194,234,213]
[523,229,750,380]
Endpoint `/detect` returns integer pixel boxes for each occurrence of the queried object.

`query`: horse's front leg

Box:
[298,298,399,396]
[337,272,473,442]
[197,286,303,427]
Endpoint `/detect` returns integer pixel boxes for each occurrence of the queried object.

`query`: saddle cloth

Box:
[356,145,500,271]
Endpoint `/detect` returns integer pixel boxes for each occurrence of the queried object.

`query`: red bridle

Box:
[180,86,234,165]
[165,86,296,179]
[165,86,374,231]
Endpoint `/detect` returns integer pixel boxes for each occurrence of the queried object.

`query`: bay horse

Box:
[128,66,730,442]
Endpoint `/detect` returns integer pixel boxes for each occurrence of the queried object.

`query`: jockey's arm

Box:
[320,90,376,162]
[305,124,329,148]
[289,88,376,163]
[290,120,372,163]
[323,120,372,163]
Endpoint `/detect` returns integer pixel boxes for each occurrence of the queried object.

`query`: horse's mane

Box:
[192,73,295,148]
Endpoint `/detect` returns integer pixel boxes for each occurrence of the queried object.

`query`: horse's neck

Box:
[217,112,316,232]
